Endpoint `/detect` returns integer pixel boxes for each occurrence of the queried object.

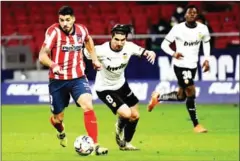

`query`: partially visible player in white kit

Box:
[148,5,210,133]
[84,24,156,150]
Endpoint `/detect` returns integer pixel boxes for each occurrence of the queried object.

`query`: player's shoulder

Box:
[75,23,87,29]
[196,22,208,30]
[125,41,137,47]
[46,23,59,33]
[95,42,109,55]
[177,22,187,28]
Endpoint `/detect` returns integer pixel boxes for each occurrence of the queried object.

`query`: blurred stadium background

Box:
[1,1,239,161]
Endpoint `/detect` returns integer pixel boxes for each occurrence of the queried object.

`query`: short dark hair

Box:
[111,24,133,37]
[58,6,74,16]
[184,5,199,15]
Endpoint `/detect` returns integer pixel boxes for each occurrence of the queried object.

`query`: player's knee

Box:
[185,86,196,97]
[130,112,140,121]
[117,104,131,118]
[178,94,186,101]
[120,110,131,118]
[53,113,64,123]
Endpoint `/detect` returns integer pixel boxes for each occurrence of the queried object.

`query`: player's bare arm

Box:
[142,50,156,64]
[173,52,184,60]
[85,35,102,70]
[39,46,63,74]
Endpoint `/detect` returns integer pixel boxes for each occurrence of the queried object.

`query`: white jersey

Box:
[165,22,210,68]
[84,41,145,91]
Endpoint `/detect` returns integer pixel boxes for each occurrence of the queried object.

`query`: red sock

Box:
[50,116,64,133]
[84,110,98,143]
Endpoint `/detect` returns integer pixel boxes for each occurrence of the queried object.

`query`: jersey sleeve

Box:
[202,26,211,43]
[83,45,101,60]
[165,25,177,43]
[42,27,57,50]
[128,42,146,57]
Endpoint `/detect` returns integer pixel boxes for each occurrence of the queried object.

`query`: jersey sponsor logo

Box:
[184,40,200,46]
[106,63,127,71]
[62,44,82,52]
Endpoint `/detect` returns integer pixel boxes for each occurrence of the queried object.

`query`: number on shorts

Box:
[182,70,192,79]
[106,95,113,104]
[49,95,54,111]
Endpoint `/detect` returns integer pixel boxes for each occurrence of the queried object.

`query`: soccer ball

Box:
[74,135,94,156]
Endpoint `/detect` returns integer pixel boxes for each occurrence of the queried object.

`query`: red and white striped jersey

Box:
[42,23,89,80]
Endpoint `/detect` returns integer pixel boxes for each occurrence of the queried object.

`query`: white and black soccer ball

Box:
[74,135,94,156]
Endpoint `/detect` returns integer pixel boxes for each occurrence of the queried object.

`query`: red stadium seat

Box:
[99,3,116,14]
[119,14,133,24]
[145,5,161,25]
[129,6,146,15]
[222,21,238,31]
[215,37,228,49]
[228,36,240,46]
[160,4,176,21]
[205,12,221,22]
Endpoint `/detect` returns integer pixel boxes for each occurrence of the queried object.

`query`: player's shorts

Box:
[96,81,139,115]
[174,65,197,89]
[48,76,91,114]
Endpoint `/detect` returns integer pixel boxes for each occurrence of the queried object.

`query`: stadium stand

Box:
[1,1,239,61]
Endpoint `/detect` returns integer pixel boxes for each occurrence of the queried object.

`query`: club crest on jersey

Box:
[123,53,128,60]
[76,34,82,42]
[62,44,82,52]
[198,32,204,40]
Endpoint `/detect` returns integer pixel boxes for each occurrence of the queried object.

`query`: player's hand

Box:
[92,60,102,71]
[51,63,63,74]
[202,60,210,72]
[145,51,156,65]
[173,52,184,60]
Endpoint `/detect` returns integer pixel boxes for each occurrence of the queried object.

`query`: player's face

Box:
[111,34,126,51]
[59,15,75,33]
[185,8,198,23]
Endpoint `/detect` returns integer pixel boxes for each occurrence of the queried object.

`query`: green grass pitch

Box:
[2,104,239,161]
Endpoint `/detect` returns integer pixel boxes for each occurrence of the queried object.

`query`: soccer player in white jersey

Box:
[148,5,210,133]
[84,24,156,150]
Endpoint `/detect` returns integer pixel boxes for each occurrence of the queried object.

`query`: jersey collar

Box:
[109,42,123,52]
[59,24,76,36]
[185,22,197,29]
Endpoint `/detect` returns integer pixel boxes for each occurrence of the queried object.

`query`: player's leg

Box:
[71,77,108,155]
[148,66,187,112]
[96,90,131,148]
[49,79,70,147]
[185,85,207,133]
[120,82,140,150]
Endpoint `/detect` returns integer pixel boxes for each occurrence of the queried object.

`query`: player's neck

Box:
[59,24,75,35]
[109,42,122,52]
[185,21,197,28]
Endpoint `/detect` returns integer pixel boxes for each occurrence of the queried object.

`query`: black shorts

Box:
[96,81,139,115]
[174,65,197,89]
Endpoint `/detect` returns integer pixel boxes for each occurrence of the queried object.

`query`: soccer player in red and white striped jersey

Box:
[39,6,108,155]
